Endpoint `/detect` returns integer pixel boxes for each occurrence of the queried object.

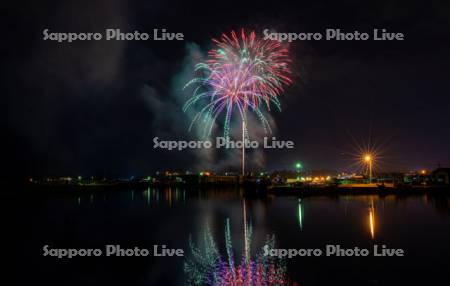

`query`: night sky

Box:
[3,0,450,179]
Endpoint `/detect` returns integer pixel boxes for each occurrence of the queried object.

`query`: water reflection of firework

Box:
[184,219,290,285]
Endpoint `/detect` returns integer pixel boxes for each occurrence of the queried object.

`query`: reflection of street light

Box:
[298,198,303,230]
[369,204,375,239]
[364,155,372,183]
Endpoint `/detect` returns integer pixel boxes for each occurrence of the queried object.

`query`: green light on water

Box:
[298,199,303,230]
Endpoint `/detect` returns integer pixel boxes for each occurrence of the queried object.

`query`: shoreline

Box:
[2,182,449,198]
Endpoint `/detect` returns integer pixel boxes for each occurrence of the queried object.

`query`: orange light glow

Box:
[369,206,375,239]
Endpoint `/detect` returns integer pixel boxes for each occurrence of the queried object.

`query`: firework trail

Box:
[183,29,292,139]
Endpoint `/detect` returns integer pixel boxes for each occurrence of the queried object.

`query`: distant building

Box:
[402,171,431,185]
[432,168,450,185]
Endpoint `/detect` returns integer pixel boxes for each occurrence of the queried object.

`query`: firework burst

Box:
[183,29,292,138]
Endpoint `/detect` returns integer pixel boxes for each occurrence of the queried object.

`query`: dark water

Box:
[6,188,450,285]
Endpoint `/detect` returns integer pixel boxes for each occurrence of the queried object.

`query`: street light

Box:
[364,155,372,184]
[295,162,302,181]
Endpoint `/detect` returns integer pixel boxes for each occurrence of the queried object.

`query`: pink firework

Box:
[184,29,292,138]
